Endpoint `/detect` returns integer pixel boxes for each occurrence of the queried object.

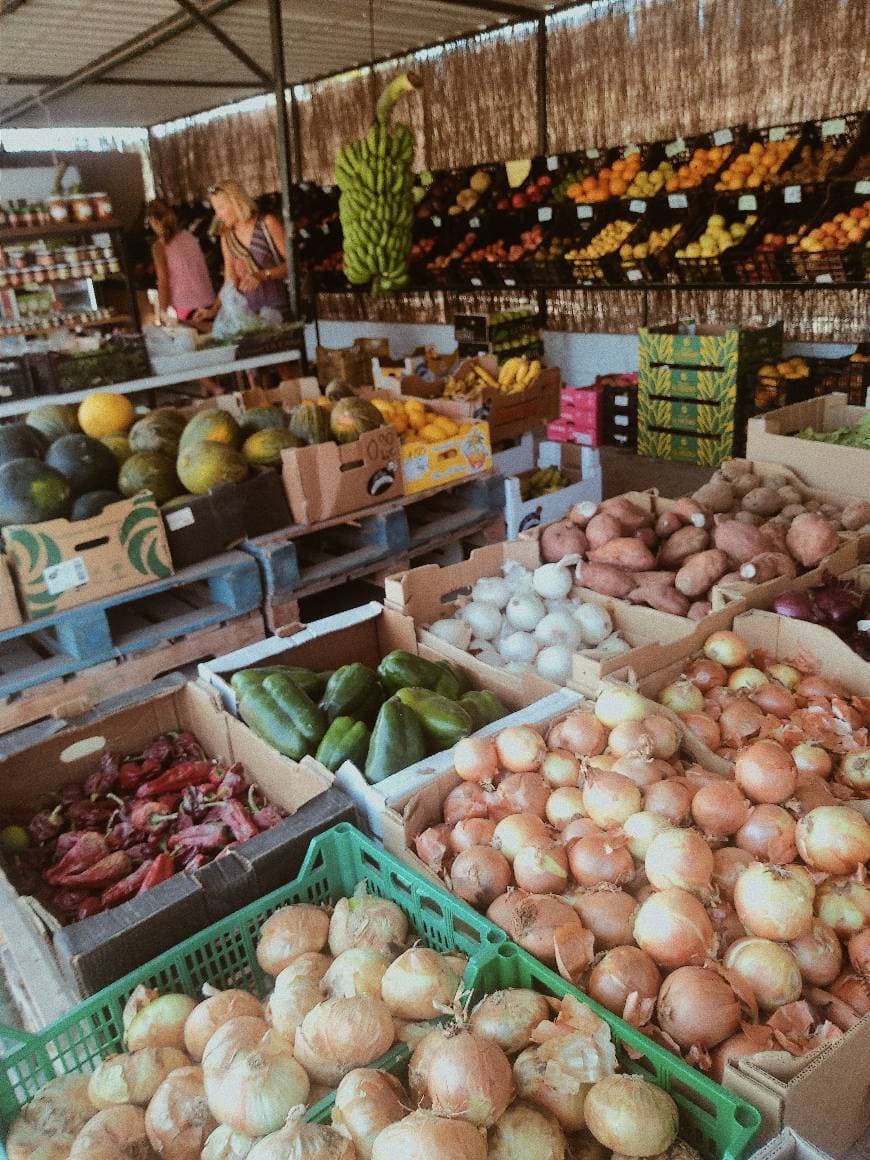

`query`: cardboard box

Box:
[2,493,173,621]
[317,337,390,388]
[751,1129,832,1160]
[198,601,571,835]
[491,430,536,475]
[399,398,492,495]
[639,321,783,374]
[280,425,404,525]
[233,376,316,413]
[503,441,602,538]
[0,554,22,632]
[0,680,356,998]
[746,394,870,499]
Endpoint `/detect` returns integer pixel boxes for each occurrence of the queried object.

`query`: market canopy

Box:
[0,0,552,128]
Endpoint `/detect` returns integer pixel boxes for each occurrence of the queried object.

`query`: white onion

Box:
[536,645,574,683]
[429,619,472,648]
[6,1076,95,1160]
[323,948,389,999]
[506,592,547,631]
[328,889,408,958]
[471,576,511,608]
[294,996,395,1086]
[462,601,503,640]
[202,1124,257,1160]
[535,612,582,648]
[574,603,613,646]
[145,1066,216,1159]
[595,685,647,728]
[88,1046,190,1108]
[69,1104,151,1159]
[592,635,631,657]
[533,562,575,600]
[505,661,532,674]
[371,1109,487,1160]
[332,1069,408,1160]
[203,1027,308,1136]
[380,947,466,1019]
[498,631,539,663]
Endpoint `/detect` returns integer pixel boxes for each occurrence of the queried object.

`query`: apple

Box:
[496,198,510,210]
[511,193,528,209]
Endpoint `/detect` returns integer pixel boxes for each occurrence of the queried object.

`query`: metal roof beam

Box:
[1,74,264,89]
[431,0,541,18]
[0,0,246,125]
[171,0,272,85]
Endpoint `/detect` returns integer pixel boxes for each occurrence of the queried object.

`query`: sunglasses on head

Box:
[207,184,223,195]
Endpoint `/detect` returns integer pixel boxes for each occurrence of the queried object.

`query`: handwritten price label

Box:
[784,186,802,204]
[769,126,788,141]
[629,199,647,214]
[738,194,757,212]
[665,138,686,158]
[577,205,593,219]
[627,268,643,282]
[547,155,559,170]
[538,207,553,222]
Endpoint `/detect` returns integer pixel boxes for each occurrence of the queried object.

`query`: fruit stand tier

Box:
[0,220,123,243]
[0,347,303,419]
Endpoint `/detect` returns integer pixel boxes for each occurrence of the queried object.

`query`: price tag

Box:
[577,205,593,219]
[504,278,516,287]
[615,394,629,406]
[713,128,734,146]
[855,180,870,195]
[665,138,686,158]
[469,216,480,229]
[586,148,600,159]
[44,557,88,596]
[300,181,310,191]
[668,193,689,209]
[615,415,630,427]
[822,117,846,138]
[629,199,647,214]
[815,273,834,284]
[431,215,442,228]
[769,126,788,141]
[166,506,195,531]
[738,194,758,211]
[321,223,330,234]
[470,277,482,287]
[547,155,559,171]
[538,206,553,222]
[784,185,802,204]
[299,228,309,239]
[627,268,643,282]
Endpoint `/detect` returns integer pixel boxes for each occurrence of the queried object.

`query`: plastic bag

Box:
[143,324,196,357]
[211,283,259,339]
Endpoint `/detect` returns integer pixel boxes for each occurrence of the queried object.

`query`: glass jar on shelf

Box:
[108,257,121,274]
[71,195,94,223]
[54,263,70,281]
[93,193,113,220]
[48,196,70,223]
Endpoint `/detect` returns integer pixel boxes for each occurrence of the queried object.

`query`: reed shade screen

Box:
[545,0,870,151]
[315,289,535,322]
[547,288,646,334]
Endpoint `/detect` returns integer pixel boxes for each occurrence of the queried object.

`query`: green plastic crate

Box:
[0,823,503,1151]
[466,944,760,1160]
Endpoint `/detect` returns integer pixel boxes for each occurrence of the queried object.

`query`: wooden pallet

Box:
[0,609,266,735]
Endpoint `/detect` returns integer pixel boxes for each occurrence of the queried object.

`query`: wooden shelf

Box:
[1,314,131,338]
[0,219,122,243]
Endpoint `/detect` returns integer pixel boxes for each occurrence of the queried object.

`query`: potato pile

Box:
[547,464,866,619]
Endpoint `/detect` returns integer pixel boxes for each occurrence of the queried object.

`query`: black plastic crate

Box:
[729,187,825,283]
[787,187,870,283]
[48,333,151,393]
[0,353,33,403]
[236,320,304,358]
[779,112,869,185]
[673,194,768,285]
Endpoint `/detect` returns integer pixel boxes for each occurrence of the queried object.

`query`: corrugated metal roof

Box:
[0,0,553,128]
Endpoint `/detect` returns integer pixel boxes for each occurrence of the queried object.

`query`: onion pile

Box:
[5,882,467,1160]
[412,651,869,1085]
[427,558,628,684]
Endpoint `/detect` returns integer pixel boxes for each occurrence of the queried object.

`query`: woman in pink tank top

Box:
[148,199,214,321]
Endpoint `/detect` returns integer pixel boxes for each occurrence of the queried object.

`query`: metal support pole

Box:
[267,0,299,320]
[289,87,303,183]
[536,15,548,156]
[172,0,272,84]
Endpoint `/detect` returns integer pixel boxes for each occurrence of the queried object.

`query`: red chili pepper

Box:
[210,765,247,800]
[106,821,138,851]
[167,822,229,853]
[117,758,162,791]
[140,734,174,766]
[252,803,286,831]
[130,797,179,834]
[66,799,116,828]
[181,853,208,872]
[170,731,204,761]
[179,784,212,822]
[206,800,258,842]
[100,861,153,908]
[134,761,213,799]
[77,897,105,921]
[138,853,175,894]
[52,888,90,915]
[54,831,82,856]
[52,851,132,889]
[44,833,108,884]
[83,752,120,798]
[27,805,65,845]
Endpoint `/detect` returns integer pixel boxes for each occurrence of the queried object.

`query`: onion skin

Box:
[469,990,550,1054]
[829,973,870,1017]
[633,888,715,968]
[788,921,844,986]
[736,804,797,864]
[584,1075,678,1157]
[371,1109,487,1160]
[586,946,661,1016]
[145,1066,216,1160]
[184,991,263,1063]
[294,996,395,1086]
[719,699,765,748]
[332,1069,408,1160]
[513,842,569,894]
[6,1076,95,1160]
[795,806,870,875]
[642,779,693,826]
[487,891,585,966]
[710,1031,771,1084]
[443,783,490,826]
[734,863,814,941]
[848,930,870,977]
[815,879,870,938]
[492,771,551,821]
[656,966,741,1049]
[712,846,754,902]
[450,845,512,908]
[454,736,499,784]
[449,817,496,853]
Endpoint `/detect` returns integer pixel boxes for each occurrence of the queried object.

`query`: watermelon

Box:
[44,434,119,497]
[0,423,46,466]
[25,404,80,443]
[71,490,124,521]
[0,459,72,526]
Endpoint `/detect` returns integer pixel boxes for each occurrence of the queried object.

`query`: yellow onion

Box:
[256,904,329,976]
[332,1068,408,1159]
[380,947,466,1019]
[622,812,673,860]
[815,879,870,938]
[595,686,647,729]
[6,1076,95,1160]
[656,966,740,1049]
[586,946,662,1016]
[323,948,389,999]
[70,1104,150,1159]
[795,806,870,875]
[328,889,409,959]
[248,1109,355,1159]
[582,768,642,828]
[723,938,802,1010]
[125,992,197,1053]
[633,888,715,968]
[644,828,714,896]
[788,921,844,986]
[584,1075,678,1157]
[267,973,322,1039]
[409,1027,448,1103]
[734,863,814,940]
[294,996,395,1086]
[370,1109,487,1160]
[424,1027,513,1127]
[184,987,264,1062]
[201,1125,257,1160]
[513,1030,616,1131]
[88,1046,189,1107]
[145,1065,216,1160]
[488,1102,567,1159]
[468,988,550,1054]
[203,1023,307,1137]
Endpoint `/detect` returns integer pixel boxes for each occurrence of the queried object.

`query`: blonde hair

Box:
[209,179,257,222]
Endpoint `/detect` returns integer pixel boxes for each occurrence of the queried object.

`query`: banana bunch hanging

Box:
[335,73,420,292]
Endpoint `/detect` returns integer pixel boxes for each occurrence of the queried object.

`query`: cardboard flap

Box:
[281,426,403,525]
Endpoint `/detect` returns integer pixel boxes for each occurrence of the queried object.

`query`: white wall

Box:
[304,320,856,385]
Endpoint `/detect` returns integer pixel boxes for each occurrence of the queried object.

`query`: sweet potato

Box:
[712,521,768,564]
[589,537,656,571]
[841,500,870,531]
[758,522,789,555]
[634,526,659,550]
[586,511,624,550]
[687,601,713,620]
[634,570,677,588]
[733,511,762,526]
[674,549,731,598]
[576,561,635,599]
[785,512,839,568]
[628,585,691,617]
[739,552,797,583]
[741,486,784,516]
[657,525,710,568]
[671,497,710,528]
[732,474,760,499]
[655,510,683,538]
[539,520,588,563]
[600,496,652,532]
[692,477,735,514]
[777,485,803,507]
[719,460,751,482]
[779,503,806,521]
[569,500,599,528]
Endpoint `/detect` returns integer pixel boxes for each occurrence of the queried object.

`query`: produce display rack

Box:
[0,550,264,734]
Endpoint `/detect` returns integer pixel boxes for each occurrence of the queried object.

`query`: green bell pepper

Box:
[318,663,384,725]
[231,665,332,701]
[378,649,463,697]
[237,673,327,761]
[364,698,427,784]
[393,686,473,749]
[315,716,371,772]
[459,689,508,730]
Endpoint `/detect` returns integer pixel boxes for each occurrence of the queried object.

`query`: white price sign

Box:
[713,128,734,146]
[469,217,481,229]
[668,193,689,209]
[769,126,788,141]
[538,206,553,222]
[665,138,686,158]
[470,277,482,287]
[822,118,846,137]
[547,155,559,170]
[815,273,834,284]
[627,268,643,282]
[784,186,802,204]
[431,215,442,228]
[504,278,516,287]
[629,199,647,214]
[299,228,309,239]
[586,148,600,159]
[738,195,757,211]
[577,205,593,219]
[855,180,870,195]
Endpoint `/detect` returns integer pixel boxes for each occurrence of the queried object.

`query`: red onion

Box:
[772,591,817,621]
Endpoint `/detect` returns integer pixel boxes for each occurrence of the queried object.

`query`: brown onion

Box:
[847,929,870,976]
[736,804,797,863]
[332,1068,407,1160]
[469,989,550,1054]
[607,720,653,756]
[145,1066,216,1159]
[492,812,550,861]
[680,712,721,750]
[488,891,585,966]
[642,715,682,759]
[488,1102,568,1160]
[643,779,692,825]
[450,846,512,908]
[541,749,582,789]
[513,843,569,894]
[443,782,490,826]
[6,1076,95,1160]
[454,736,499,784]
[184,990,263,1063]
[550,711,607,756]
[660,678,704,714]
[644,828,714,895]
[838,749,870,794]
[685,657,728,692]
[415,824,453,870]
[704,631,749,668]
[584,1074,678,1157]
[381,948,465,1021]
[792,744,833,779]
[560,817,604,844]
[611,754,670,788]
[621,811,673,860]
[796,675,846,699]
[829,972,870,1016]
[749,684,796,718]
[424,1027,513,1127]
[815,879,870,938]
[295,997,395,1087]
[587,945,661,1015]
[734,740,797,805]
[371,1109,486,1160]
[256,904,329,977]
[723,937,802,1010]
[583,769,642,828]
[656,966,740,1048]
[712,846,754,901]
[568,833,635,887]
[728,666,768,692]
[734,863,814,940]
[88,1046,190,1109]
[788,920,844,986]
[633,888,715,968]
[495,725,546,772]
[796,806,870,875]
[492,771,551,820]
[546,787,587,831]
[691,782,750,838]
[719,698,765,747]
[449,817,496,852]
[569,888,638,950]
[70,1104,150,1159]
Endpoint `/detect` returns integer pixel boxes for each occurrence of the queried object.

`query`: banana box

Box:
[503,441,603,539]
[361,389,492,494]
